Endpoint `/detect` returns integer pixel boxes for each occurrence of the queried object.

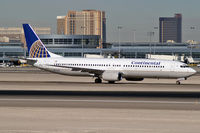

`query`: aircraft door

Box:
[170,62,175,72]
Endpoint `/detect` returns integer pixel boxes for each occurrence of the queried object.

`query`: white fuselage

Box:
[32,57,196,79]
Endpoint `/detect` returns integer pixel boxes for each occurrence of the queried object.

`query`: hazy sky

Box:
[1,0,200,42]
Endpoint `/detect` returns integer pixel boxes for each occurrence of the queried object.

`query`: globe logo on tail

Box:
[29,40,50,58]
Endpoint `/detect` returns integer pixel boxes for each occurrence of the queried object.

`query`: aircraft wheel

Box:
[95,78,102,83]
[176,81,181,85]
[108,81,115,84]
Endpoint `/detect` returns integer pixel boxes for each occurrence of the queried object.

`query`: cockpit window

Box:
[180,65,189,68]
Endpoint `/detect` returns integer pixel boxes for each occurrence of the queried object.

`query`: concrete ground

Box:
[0,67,200,133]
[0,107,200,133]
[0,71,199,92]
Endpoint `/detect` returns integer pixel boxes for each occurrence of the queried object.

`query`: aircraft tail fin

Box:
[23,24,61,58]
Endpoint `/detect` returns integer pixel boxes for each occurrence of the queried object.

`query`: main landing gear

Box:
[108,81,115,84]
[95,78,102,83]
[176,77,187,85]
[94,78,116,84]
[176,81,181,85]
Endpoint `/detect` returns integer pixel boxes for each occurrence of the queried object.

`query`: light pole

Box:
[132,29,136,44]
[147,31,154,58]
[153,27,158,54]
[189,41,193,58]
[118,26,122,58]
[190,26,195,57]
[153,27,158,41]
[81,26,86,57]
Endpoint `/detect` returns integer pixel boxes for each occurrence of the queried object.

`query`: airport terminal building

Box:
[0,34,200,63]
[39,35,100,48]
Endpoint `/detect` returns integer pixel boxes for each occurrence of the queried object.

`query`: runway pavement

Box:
[1,94,200,133]
[0,68,200,133]
[0,71,199,92]
[0,95,200,110]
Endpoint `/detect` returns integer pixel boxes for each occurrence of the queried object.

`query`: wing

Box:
[49,64,104,75]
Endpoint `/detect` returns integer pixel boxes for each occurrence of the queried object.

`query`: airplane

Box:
[23,24,197,85]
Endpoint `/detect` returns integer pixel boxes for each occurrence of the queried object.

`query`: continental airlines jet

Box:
[23,24,197,85]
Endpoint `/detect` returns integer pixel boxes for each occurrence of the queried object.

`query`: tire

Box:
[176,81,181,85]
[95,78,102,83]
[108,81,115,84]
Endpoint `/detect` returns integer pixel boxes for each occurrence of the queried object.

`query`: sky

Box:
[1,0,200,42]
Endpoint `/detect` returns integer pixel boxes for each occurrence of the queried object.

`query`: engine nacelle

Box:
[102,71,122,81]
[125,78,144,81]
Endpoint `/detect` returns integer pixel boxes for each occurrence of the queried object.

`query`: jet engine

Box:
[102,71,122,81]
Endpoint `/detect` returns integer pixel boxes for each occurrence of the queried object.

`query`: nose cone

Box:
[189,68,197,76]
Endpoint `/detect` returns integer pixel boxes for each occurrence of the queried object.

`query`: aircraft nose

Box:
[190,68,197,75]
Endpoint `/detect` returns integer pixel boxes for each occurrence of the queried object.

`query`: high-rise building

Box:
[159,14,182,43]
[57,16,66,34]
[57,10,106,48]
